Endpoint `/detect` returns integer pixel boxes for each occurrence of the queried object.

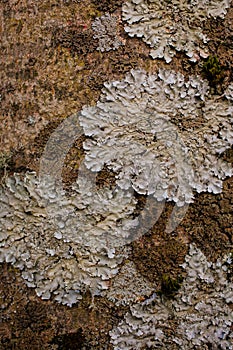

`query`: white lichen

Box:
[92,13,124,52]
[0,171,137,306]
[80,69,233,207]
[122,0,231,62]
[110,244,233,349]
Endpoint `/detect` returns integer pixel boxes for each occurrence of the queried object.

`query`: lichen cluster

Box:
[92,13,124,52]
[80,69,233,207]
[122,0,231,62]
[0,0,232,348]
[0,171,137,306]
[0,67,232,310]
[103,261,156,306]
[110,244,233,349]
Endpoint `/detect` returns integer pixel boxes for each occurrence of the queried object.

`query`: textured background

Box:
[0,0,232,348]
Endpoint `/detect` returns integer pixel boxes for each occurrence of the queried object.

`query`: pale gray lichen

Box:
[110,244,233,349]
[172,245,233,349]
[103,260,156,306]
[225,82,233,101]
[80,69,233,207]
[92,13,124,52]
[122,0,230,62]
[0,171,137,306]
[111,294,170,349]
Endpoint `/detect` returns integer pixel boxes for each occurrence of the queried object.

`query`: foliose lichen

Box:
[0,171,137,306]
[122,0,231,62]
[110,244,233,349]
[80,69,233,207]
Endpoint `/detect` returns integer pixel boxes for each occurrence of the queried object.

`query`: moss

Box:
[202,55,224,89]
[158,274,183,298]
[89,9,102,19]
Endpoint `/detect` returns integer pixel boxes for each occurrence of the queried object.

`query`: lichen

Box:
[92,13,124,52]
[0,171,137,306]
[110,244,233,349]
[225,82,233,101]
[122,0,231,62]
[103,260,155,306]
[0,152,12,172]
[80,69,233,207]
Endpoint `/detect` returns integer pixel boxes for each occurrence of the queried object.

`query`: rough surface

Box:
[0,263,119,349]
[0,171,137,306]
[0,0,232,348]
[92,13,124,52]
[80,69,233,207]
[91,0,124,13]
[122,0,231,62]
[110,244,233,349]
[103,260,156,306]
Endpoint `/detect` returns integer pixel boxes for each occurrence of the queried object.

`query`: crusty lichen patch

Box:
[92,13,124,52]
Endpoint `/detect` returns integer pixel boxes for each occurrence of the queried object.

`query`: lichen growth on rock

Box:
[225,82,233,101]
[0,171,137,306]
[0,152,12,172]
[110,244,233,349]
[92,13,124,52]
[104,260,156,306]
[80,69,233,207]
[122,0,231,62]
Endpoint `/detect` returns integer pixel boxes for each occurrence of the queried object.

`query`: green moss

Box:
[86,5,102,19]
[158,274,183,298]
[202,55,224,88]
